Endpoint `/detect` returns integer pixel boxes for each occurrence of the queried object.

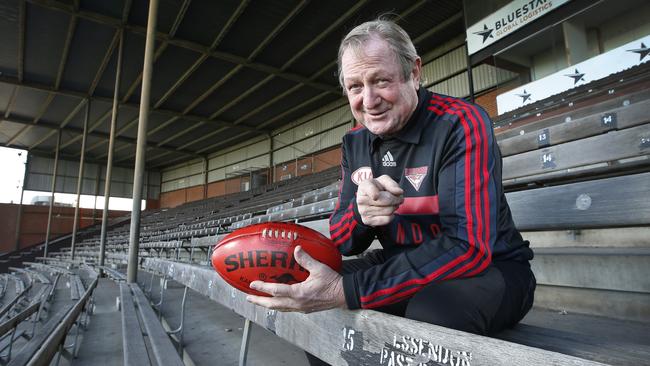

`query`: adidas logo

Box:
[382,151,397,167]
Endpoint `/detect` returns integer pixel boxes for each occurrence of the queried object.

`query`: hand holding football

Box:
[211,222,342,297]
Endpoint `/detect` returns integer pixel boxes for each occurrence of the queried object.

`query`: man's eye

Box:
[348,84,362,92]
[376,79,389,86]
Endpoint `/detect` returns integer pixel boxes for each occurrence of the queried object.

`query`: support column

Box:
[127,0,159,283]
[44,130,62,258]
[71,99,90,260]
[14,156,28,252]
[269,134,274,183]
[203,156,208,199]
[100,29,124,268]
[465,43,475,103]
[563,19,589,65]
[92,165,101,224]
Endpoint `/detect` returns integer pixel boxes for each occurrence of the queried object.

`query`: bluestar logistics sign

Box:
[466,0,571,55]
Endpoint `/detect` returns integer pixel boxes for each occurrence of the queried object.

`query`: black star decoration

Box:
[473,24,494,43]
[516,90,532,103]
[627,42,650,61]
[564,68,585,85]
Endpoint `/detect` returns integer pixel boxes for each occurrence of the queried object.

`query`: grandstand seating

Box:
[3,62,649,365]
[0,261,97,365]
[120,282,184,366]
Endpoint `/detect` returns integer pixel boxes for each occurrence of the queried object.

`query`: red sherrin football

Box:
[211,222,342,297]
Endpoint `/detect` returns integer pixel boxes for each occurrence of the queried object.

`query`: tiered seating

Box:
[127,66,650,365]
[0,262,97,365]
[67,167,342,265]
[21,64,650,365]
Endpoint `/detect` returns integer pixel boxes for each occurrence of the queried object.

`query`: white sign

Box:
[466,0,571,55]
[496,35,650,114]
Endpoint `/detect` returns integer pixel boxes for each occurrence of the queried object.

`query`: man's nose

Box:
[363,86,380,109]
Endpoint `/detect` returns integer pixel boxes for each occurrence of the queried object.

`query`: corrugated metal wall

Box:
[25,155,161,199]
[272,104,352,165]
[161,158,205,192]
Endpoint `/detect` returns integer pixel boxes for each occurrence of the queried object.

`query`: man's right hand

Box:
[356,175,404,227]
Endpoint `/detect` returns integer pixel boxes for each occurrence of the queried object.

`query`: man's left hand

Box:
[246,246,346,313]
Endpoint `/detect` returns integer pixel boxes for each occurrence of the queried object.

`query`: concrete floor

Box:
[143,271,309,366]
[74,277,123,366]
[72,273,309,366]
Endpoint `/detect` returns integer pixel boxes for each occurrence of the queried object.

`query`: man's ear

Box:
[412,57,422,89]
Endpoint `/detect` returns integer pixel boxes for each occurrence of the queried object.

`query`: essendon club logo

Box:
[351,166,373,185]
[405,166,428,191]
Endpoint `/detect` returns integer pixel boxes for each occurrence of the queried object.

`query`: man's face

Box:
[341,37,421,137]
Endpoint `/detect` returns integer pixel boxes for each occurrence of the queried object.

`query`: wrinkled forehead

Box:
[340,37,398,72]
[342,35,393,60]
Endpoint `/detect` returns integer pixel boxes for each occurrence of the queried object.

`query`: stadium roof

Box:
[0,0,463,169]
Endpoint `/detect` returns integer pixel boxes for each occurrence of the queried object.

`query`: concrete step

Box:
[534,284,649,323]
[523,227,650,248]
[531,247,650,322]
[532,247,650,293]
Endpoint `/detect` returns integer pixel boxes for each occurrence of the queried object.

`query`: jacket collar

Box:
[369,87,429,153]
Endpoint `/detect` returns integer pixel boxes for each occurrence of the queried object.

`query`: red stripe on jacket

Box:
[359,97,491,307]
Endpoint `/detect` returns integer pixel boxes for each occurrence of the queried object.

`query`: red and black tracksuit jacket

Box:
[330,87,533,310]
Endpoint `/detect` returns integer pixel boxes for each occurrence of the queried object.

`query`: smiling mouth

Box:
[367,111,387,117]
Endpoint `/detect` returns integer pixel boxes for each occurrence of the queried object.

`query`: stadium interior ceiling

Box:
[0,0,465,170]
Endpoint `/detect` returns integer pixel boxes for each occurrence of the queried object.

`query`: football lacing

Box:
[261,228,298,240]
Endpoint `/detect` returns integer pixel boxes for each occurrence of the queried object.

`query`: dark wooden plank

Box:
[141,258,606,366]
[508,172,650,230]
[497,324,650,366]
[119,283,151,366]
[499,98,650,156]
[503,155,650,188]
[503,123,650,180]
[131,285,184,366]
[70,275,81,300]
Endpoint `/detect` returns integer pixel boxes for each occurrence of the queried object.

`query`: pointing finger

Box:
[375,175,404,196]
[358,179,381,200]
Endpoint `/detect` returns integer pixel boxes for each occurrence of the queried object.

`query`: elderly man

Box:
[247,18,535,346]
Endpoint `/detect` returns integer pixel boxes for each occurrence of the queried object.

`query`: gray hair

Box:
[337,19,419,90]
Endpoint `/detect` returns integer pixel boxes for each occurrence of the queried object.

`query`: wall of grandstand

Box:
[158,43,519,208]
[0,203,127,253]
[160,99,353,192]
[599,1,650,53]
[24,155,162,199]
[159,145,344,208]
[475,79,521,117]
[502,2,650,83]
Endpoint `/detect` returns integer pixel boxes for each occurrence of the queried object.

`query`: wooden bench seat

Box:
[140,258,649,365]
[101,267,127,282]
[119,283,151,366]
[69,275,85,301]
[119,283,183,366]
